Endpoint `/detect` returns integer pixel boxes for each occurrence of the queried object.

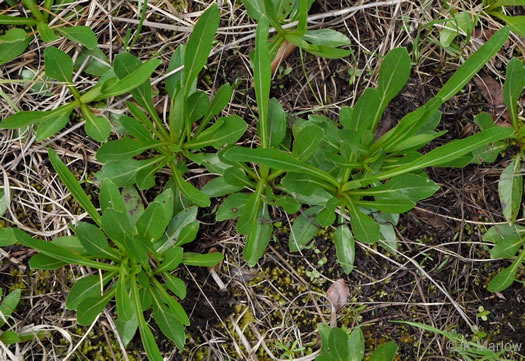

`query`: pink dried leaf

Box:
[326,278,349,312]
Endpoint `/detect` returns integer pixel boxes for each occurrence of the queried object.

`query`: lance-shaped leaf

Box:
[75,222,120,260]
[347,202,380,244]
[56,26,97,50]
[335,224,355,274]
[216,192,250,221]
[163,274,187,299]
[1,102,77,130]
[487,250,525,292]
[100,179,126,213]
[434,26,509,103]
[80,105,111,142]
[223,147,340,188]
[66,273,115,310]
[351,174,439,202]
[254,17,271,146]
[44,46,73,83]
[151,291,185,350]
[171,166,210,207]
[181,252,223,267]
[484,224,524,259]
[289,207,320,252]
[48,148,102,226]
[96,137,161,162]
[370,341,398,361]
[136,202,169,242]
[292,124,324,161]
[0,289,21,328]
[503,57,525,130]
[185,115,247,150]
[183,4,220,96]
[498,157,522,223]
[77,289,115,325]
[98,59,161,99]
[267,98,287,147]
[244,203,273,266]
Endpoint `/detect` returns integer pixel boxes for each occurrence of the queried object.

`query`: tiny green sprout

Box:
[477,306,490,321]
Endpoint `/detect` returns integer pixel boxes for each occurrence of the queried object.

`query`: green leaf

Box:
[56,26,97,49]
[303,29,351,47]
[183,4,220,97]
[494,14,525,37]
[274,195,300,214]
[48,148,102,226]
[0,187,9,217]
[289,207,319,252]
[487,251,525,292]
[292,125,324,161]
[77,289,115,325]
[182,252,223,267]
[335,225,355,274]
[187,91,210,122]
[329,327,349,359]
[81,105,111,142]
[254,17,271,146]
[224,167,253,188]
[96,138,160,162]
[346,127,514,190]
[99,59,161,99]
[350,88,380,133]
[163,273,187,299]
[354,174,439,202]
[242,0,265,21]
[348,203,380,244]
[216,192,250,221]
[174,222,199,247]
[434,26,509,102]
[0,330,20,345]
[201,176,243,198]
[185,115,247,150]
[498,157,522,223]
[115,312,138,347]
[118,112,155,144]
[137,316,163,361]
[97,158,160,188]
[102,208,132,246]
[75,222,120,260]
[244,203,273,266]
[267,98,287,147]
[121,186,144,224]
[1,102,77,129]
[355,198,414,213]
[503,58,525,129]
[0,289,21,328]
[200,83,233,129]
[0,28,26,44]
[15,229,116,271]
[0,228,16,247]
[152,286,189,326]
[156,247,183,273]
[347,326,365,361]
[136,202,168,242]
[0,30,31,65]
[100,179,126,213]
[373,48,411,130]
[223,147,339,188]
[37,22,59,42]
[165,45,185,98]
[171,166,210,207]
[152,292,185,350]
[440,12,473,48]
[484,224,524,259]
[66,273,114,310]
[0,15,38,25]
[488,0,525,9]
[35,109,71,140]
[370,341,398,361]
[116,277,134,321]
[29,253,66,269]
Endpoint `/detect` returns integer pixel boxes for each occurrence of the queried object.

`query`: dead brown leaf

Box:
[326,278,349,312]
[473,72,511,125]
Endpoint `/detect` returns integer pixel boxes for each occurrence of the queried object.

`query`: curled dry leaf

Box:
[326,278,349,312]
[271,40,297,76]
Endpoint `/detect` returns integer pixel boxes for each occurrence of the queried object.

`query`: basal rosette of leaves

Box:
[0,0,98,66]
[220,24,513,272]
[0,149,223,361]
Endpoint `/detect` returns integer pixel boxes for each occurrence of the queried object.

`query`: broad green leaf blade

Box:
[224,167,253,188]
[200,83,233,128]
[75,222,120,260]
[498,157,522,222]
[353,174,439,202]
[496,15,525,37]
[0,289,21,328]
[37,22,59,43]
[183,4,220,97]
[115,312,138,347]
[163,274,187,299]
[76,289,115,325]
[503,57,525,130]
[329,327,349,359]
[116,277,134,321]
[15,229,116,271]
[334,224,355,274]
[347,326,365,361]
[355,198,414,213]
[292,124,323,161]
[174,222,199,247]
[351,88,380,133]
[100,179,126,213]
[223,147,339,188]
[166,45,185,98]
[48,148,102,226]
[152,286,190,326]
[0,330,20,345]
[171,166,210,207]
[303,29,351,47]
[35,110,71,141]
[29,253,67,269]
[1,102,77,129]
[348,202,380,244]
[237,192,261,235]
[81,105,111,142]
[136,202,168,242]
[118,111,155,144]
[152,293,185,350]
[0,15,38,25]
[254,17,271,146]
[434,26,510,102]
[57,26,97,49]
[484,224,524,259]
[201,176,243,198]
[100,59,161,99]
[216,192,250,221]
[0,30,31,66]
[156,247,183,273]
[267,98,287,147]
[44,46,73,83]
[132,282,163,361]
[289,207,319,252]
[182,252,223,267]
[370,341,398,361]
[66,273,114,310]
[244,203,273,266]
[487,251,525,292]
[96,138,160,162]
[185,115,247,150]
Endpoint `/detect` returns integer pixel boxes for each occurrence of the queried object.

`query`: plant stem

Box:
[22,0,45,22]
